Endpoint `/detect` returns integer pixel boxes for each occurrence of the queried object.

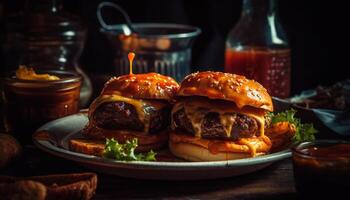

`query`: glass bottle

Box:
[225,0,291,98]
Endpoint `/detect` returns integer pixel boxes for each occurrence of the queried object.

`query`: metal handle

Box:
[97,2,136,35]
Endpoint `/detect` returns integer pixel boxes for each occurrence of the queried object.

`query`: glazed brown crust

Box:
[0,134,22,169]
[0,180,47,200]
[178,71,273,111]
[101,73,179,100]
[0,173,97,200]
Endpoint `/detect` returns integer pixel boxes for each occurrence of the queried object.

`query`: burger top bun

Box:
[178,71,273,112]
[101,73,179,100]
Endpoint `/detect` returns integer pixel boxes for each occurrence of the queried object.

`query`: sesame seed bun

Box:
[178,71,273,111]
[101,73,179,100]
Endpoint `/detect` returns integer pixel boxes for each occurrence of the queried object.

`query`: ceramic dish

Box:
[33,111,291,180]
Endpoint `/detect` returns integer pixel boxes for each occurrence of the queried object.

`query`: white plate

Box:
[33,112,291,180]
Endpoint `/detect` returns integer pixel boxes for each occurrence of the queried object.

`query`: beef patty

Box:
[172,108,259,140]
[92,101,170,134]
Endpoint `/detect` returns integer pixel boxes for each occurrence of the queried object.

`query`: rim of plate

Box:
[33,113,292,169]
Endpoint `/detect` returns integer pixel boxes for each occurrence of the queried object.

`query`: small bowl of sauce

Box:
[3,66,82,143]
[292,140,350,197]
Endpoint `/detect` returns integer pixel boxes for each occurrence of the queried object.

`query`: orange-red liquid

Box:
[128,52,135,75]
[225,48,291,98]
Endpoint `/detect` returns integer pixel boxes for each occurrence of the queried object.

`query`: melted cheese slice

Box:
[89,94,167,133]
[172,97,266,138]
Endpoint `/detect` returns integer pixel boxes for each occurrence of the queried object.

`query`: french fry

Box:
[265,122,296,152]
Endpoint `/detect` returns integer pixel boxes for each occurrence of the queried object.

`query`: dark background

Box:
[1,0,349,95]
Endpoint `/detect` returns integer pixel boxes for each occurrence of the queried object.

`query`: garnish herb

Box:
[103,138,156,161]
[267,109,317,142]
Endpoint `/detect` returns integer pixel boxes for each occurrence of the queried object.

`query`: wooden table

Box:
[1,145,297,199]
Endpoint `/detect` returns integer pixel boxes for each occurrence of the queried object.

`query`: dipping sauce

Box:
[292,141,350,197]
[225,47,291,98]
[4,69,81,143]
[15,65,60,81]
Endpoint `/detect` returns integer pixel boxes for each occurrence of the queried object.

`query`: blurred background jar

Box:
[97,2,201,82]
[225,0,290,98]
[2,0,92,107]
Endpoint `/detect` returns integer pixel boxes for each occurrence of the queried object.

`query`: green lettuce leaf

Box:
[102,138,157,161]
[268,109,317,142]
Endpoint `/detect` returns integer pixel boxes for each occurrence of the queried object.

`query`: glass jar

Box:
[292,140,350,197]
[3,0,92,107]
[4,70,81,144]
[225,0,291,98]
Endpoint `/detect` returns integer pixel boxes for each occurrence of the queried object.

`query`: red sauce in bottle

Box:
[225,47,291,98]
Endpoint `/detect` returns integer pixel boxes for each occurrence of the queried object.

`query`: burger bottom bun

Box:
[169,142,266,162]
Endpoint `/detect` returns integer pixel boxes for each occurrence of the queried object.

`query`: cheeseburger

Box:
[169,71,273,161]
[83,72,179,152]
